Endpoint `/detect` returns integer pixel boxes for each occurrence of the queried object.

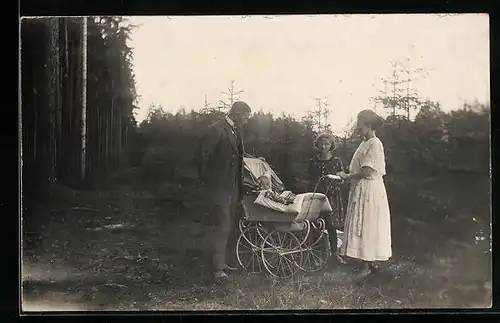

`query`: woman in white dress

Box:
[336,109,392,278]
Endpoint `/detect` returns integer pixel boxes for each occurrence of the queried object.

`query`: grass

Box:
[21,172,491,311]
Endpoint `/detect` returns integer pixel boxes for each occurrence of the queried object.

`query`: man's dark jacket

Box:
[196,117,245,204]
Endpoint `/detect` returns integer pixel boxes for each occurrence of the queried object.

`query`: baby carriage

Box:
[236,154,344,279]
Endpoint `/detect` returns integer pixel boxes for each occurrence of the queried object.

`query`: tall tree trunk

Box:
[70,19,81,184]
[32,82,37,163]
[68,20,75,180]
[73,18,82,184]
[109,80,115,168]
[37,22,50,195]
[105,90,110,173]
[55,18,63,181]
[47,18,59,181]
[87,64,96,181]
[97,102,102,177]
[123,121,128,163]
[61,18,71,183]
[117,112,122,165]
[80,17,88,181]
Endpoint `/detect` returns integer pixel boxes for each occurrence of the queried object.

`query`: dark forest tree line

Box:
[138,100,489,184]
[21,16,138,246]
[21,17,138,196]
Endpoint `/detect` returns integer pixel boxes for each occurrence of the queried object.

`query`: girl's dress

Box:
[340,136,392,261]
[308,154,345,229]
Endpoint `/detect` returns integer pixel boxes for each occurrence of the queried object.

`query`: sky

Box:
[127,14,490,133]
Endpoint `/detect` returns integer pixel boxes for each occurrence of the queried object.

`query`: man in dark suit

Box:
[197,101,251,280]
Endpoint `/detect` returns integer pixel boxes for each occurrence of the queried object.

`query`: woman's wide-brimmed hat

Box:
[314,132,337,150]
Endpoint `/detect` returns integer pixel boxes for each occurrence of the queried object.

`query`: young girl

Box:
[308,132,346,264]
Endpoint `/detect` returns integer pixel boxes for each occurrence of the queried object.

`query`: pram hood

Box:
[243,154,285,192]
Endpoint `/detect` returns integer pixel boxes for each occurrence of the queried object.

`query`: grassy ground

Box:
[21,172,491,311]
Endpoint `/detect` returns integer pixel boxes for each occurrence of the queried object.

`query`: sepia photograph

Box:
[20,14,491,311]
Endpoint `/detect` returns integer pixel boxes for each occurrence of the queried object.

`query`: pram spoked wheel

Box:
[260,229,304,279]
[295,219,330,272]
[236,221,268,273]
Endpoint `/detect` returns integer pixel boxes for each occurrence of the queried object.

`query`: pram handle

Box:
[324,174,343,181]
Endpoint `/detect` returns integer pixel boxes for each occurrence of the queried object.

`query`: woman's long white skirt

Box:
[340,177,392,261]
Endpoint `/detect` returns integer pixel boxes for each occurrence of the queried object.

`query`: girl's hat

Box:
[314,132,337,150]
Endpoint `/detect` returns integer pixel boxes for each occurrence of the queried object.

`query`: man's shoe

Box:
[214,270,229,280]
[223,264,238,272]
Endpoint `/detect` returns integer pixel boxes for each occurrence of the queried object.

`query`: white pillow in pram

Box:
[294,193,333,221]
